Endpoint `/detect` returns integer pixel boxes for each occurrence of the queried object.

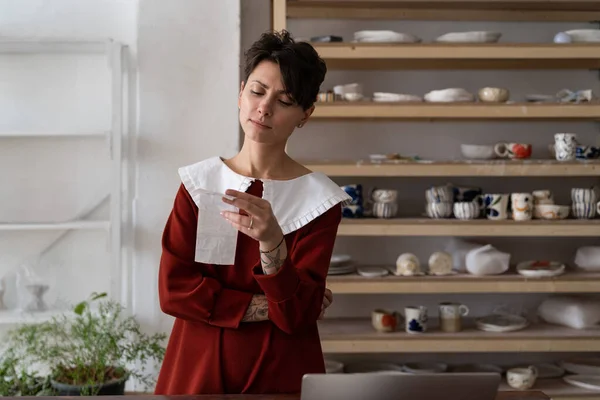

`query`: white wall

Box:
[134,0,241,334]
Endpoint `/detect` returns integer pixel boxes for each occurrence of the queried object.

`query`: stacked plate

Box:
[516,260,566,278]
[475,313,529,332]
[353,30,421,43]
[328,254,356,275]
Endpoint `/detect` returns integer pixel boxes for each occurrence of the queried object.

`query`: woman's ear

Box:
[238,81,245,109]
[298,105,315,127]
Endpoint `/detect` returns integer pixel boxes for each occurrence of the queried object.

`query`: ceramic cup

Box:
[572,202,599,219]
[576,145,600,160]
[405,306,428,334]
[396,253,421,276]
[532,190,554,205]
[571,187,599,204]
[554,133,578,161]
[453,201,480,220]
[511,193,533,221]
[426,202,453,218]
[426,185,454,204]
[372,309,401,333]
[506,366,538,390]
[494,142,532,159]
[372,189,398,204]
[484,194,509,220]
[373,202,398,218]
[439,302,469,333]
[453,186,482,203]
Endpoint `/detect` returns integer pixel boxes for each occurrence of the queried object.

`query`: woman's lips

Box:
[250,119,271,129]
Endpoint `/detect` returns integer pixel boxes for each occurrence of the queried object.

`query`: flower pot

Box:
[50,374,128,396]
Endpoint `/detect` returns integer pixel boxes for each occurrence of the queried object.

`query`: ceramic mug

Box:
[453,201,480,220]
[405,306,428,334]
[373,202,398,218]
[484,194,509,220]
[453,186,482,203]
[511,193,533,221]
[372,189,398,204]
[532,190,554,205]
[571,187,599,204]
[439,302,469,332]
[554,133,577,161]
[576,145,600,160]
[426,185,454,204]
[426,202,453,219]
[372,309,401,333]
[494,142,532,159]
[506,366,538,390]
[572,202,599,219]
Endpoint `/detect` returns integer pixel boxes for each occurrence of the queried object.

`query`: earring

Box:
[297,123,303,128]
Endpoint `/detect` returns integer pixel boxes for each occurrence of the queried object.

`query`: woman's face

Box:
[238,60,313,146]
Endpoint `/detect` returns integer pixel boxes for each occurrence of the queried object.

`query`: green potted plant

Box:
[6,292,167,396]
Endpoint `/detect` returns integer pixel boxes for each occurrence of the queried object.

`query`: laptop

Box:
[300,372,501,400]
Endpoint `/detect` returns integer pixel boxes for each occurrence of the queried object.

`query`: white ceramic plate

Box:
[525,94,556,103]
[435,31,501,43]
[516,260,566,277]
[476,314,529,332]
[357,266,389,278]
[354,30,421,43]
[403,363,448,374]
[560,357,600,375]
[563,375,600,391]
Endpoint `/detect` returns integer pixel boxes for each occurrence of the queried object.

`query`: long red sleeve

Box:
[158,184,254,329]
[252,204,342,334]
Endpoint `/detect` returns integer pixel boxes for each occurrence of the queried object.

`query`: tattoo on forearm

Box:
[261,247,285,275]
[242,295,269,322]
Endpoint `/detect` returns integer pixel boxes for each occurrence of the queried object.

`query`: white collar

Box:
[178,157,351,264]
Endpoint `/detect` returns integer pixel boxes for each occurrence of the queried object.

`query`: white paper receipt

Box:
[194,189,239,265]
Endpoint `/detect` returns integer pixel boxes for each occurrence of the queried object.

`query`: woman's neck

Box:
[226,142,292,180]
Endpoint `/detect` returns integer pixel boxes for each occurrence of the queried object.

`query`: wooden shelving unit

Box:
[313,43,600,70]
[285,0,600,22]
[305,160,600,177]
[276,2,600,399]
[326,270,600,294]
[312,103,600,120]
[319,318,600,353]
[337,218,600,237]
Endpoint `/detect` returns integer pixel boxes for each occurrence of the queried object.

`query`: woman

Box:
[155,30,351,395]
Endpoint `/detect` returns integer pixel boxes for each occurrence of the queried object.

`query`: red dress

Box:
[155,180,342,394]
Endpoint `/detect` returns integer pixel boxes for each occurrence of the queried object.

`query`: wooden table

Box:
[12,392,550,400]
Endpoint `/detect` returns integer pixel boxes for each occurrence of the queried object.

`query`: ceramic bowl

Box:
[372,189,398,203]
[424,88,474,103]
[533,204,570,220]
[454,201,480,220]
[478,87,509,103]
[461,144,495,160]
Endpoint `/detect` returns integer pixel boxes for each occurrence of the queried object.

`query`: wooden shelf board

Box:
[312,103,600,120]
[287,1,600,22]
[319,318,600,353]
[304,160,600,177]
[326,270,600,294]
[313,43,600,70]
[0,221,110,231]
[338,218,600,236]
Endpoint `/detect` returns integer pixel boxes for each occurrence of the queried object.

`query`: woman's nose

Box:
[258,99,273,116]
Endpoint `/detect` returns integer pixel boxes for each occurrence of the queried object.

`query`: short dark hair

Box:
[243,30,327,111]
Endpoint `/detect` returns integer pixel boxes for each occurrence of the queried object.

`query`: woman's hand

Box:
[221,189,284,248]
[319,288,333,319]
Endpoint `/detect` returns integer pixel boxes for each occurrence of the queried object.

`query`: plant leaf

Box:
[73,302,87,315]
